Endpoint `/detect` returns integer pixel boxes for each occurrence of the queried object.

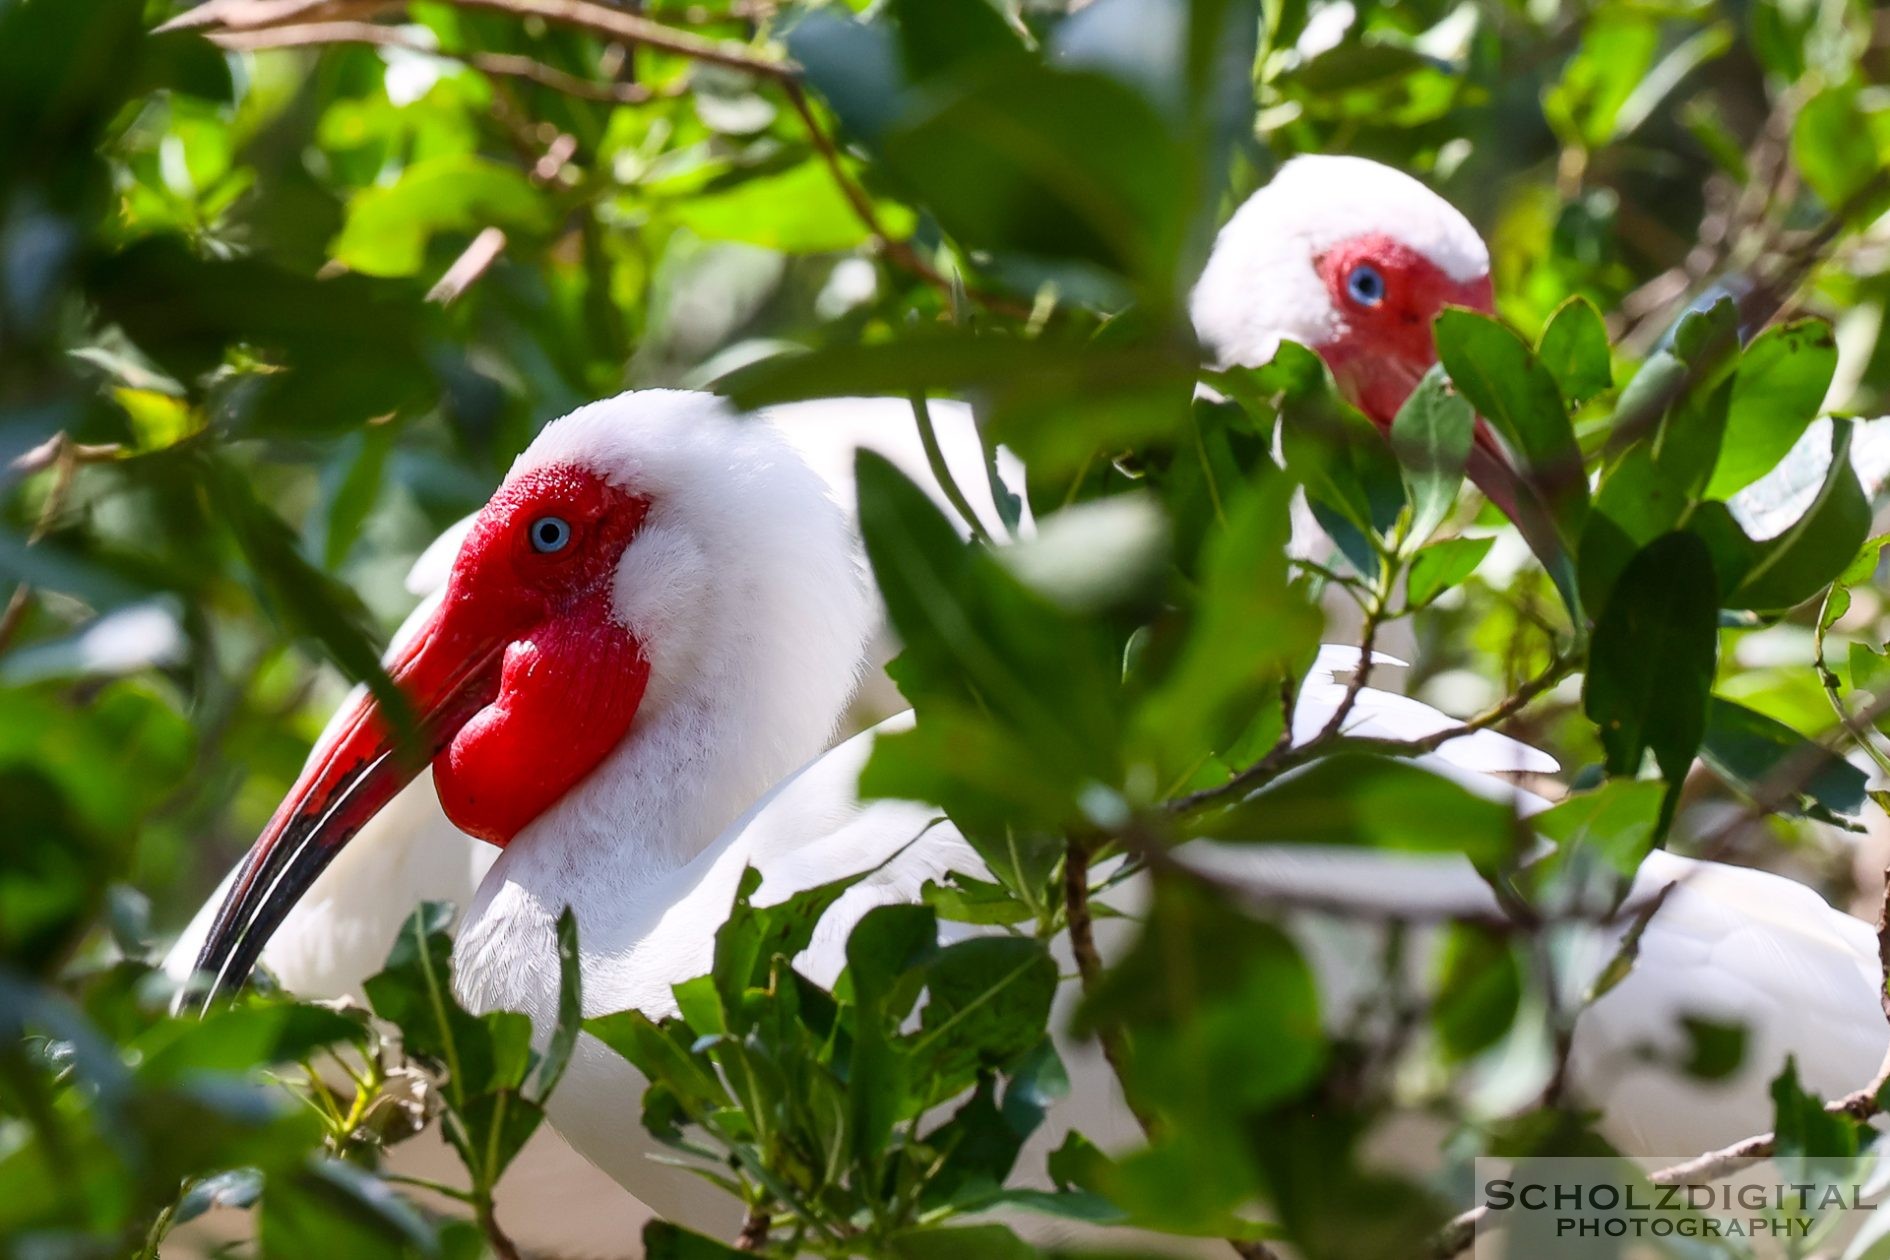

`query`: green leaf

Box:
[1705,320,1840,498]
[1082,880,1322,1124]
[1820,534,1890,638]
[1770,1059,1859,1160]
[879,66,1192,298]
[1406,535,1494,609]
[711,864,865,1032]
[1388,364,1475,544]
[584,1009,730,1124]
[1275,343,1406,548]
[855,450,1122,802]
[1582,532,1719,782]
[890,0,1027,80]
[204,455,419,754]
[1700,696,1866,820]
[1191,755,1523,868]
[1678,1017,1747,1082]
[911,937,1056,1098]
[844,903,936,1161]
[530,907,582,1104]
[1792,81,1889,220]
[1434,308,1589,541]
[1535,296,1612,408]
[1852,643,1890,695]
[259,1159,441,1260]
[1431,925,1522,1060]
[137,1002,362,1085]
[332,155,552,278]
[921,873,1033,926]
[364,904,488,1103]
[885,1224,1041,1260]
[1131,459,1320,775]
[1530,779,1666,884]
[1541,14,1658,149]
[1728,419,1870,611]
[665,161,913,254]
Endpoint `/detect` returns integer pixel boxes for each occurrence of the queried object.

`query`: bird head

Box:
[188,390,872,1002]
[1190,154,1494,424]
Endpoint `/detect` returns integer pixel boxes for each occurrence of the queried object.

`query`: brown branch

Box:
[1063,842,1149,1131]
[734,1206,771,1251]
[169,0,790,77]
[1168,649,1577,817]
[447,0,792,79]
[205,20,667,103]
[1878,859,1890,1026]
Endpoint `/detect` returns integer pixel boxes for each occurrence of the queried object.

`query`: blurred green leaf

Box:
[1535,296,1612,408]
[1191,754,1522,867]
[1792,81,1890,220]
[333,156,551,278]
[1431,925,1522,1060]
[1082,879,1321,1123]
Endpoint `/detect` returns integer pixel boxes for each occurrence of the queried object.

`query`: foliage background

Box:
[4,0,1890,1255]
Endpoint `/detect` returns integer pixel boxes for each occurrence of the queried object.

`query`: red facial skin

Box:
[1310,233,1495,426]
[428,467,652,845]
[189,464,651,996]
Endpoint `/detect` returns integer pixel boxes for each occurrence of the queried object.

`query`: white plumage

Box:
[1190,154,1489,371]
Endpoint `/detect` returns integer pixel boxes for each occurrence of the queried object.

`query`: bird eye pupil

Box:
[1347,265,1385,306]
[530,516,571,553]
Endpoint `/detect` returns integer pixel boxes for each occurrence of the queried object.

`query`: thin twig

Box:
[205,20,666,102]
[7,434,121,480]
[779,80,1032,319]
[1062,843,1147,1131]
[427,227,508,305]
[1167,650,1577,816]
[448,0,793,78]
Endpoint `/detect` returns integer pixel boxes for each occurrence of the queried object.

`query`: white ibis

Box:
[176,389,1888,1254]
[154,153,1882,1246]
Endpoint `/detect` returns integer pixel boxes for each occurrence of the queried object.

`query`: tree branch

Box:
[779,81,1032,319]
[205,20,669,102]
[1168,649,1576,816]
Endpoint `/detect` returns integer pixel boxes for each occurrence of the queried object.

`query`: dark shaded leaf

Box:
[1583,532,1718,782]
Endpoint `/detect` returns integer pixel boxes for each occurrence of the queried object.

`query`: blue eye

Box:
[1346,264,1386,307]
[529,515,572,553]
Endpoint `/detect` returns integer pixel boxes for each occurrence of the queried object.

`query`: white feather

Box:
[1190,154,1488,370]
